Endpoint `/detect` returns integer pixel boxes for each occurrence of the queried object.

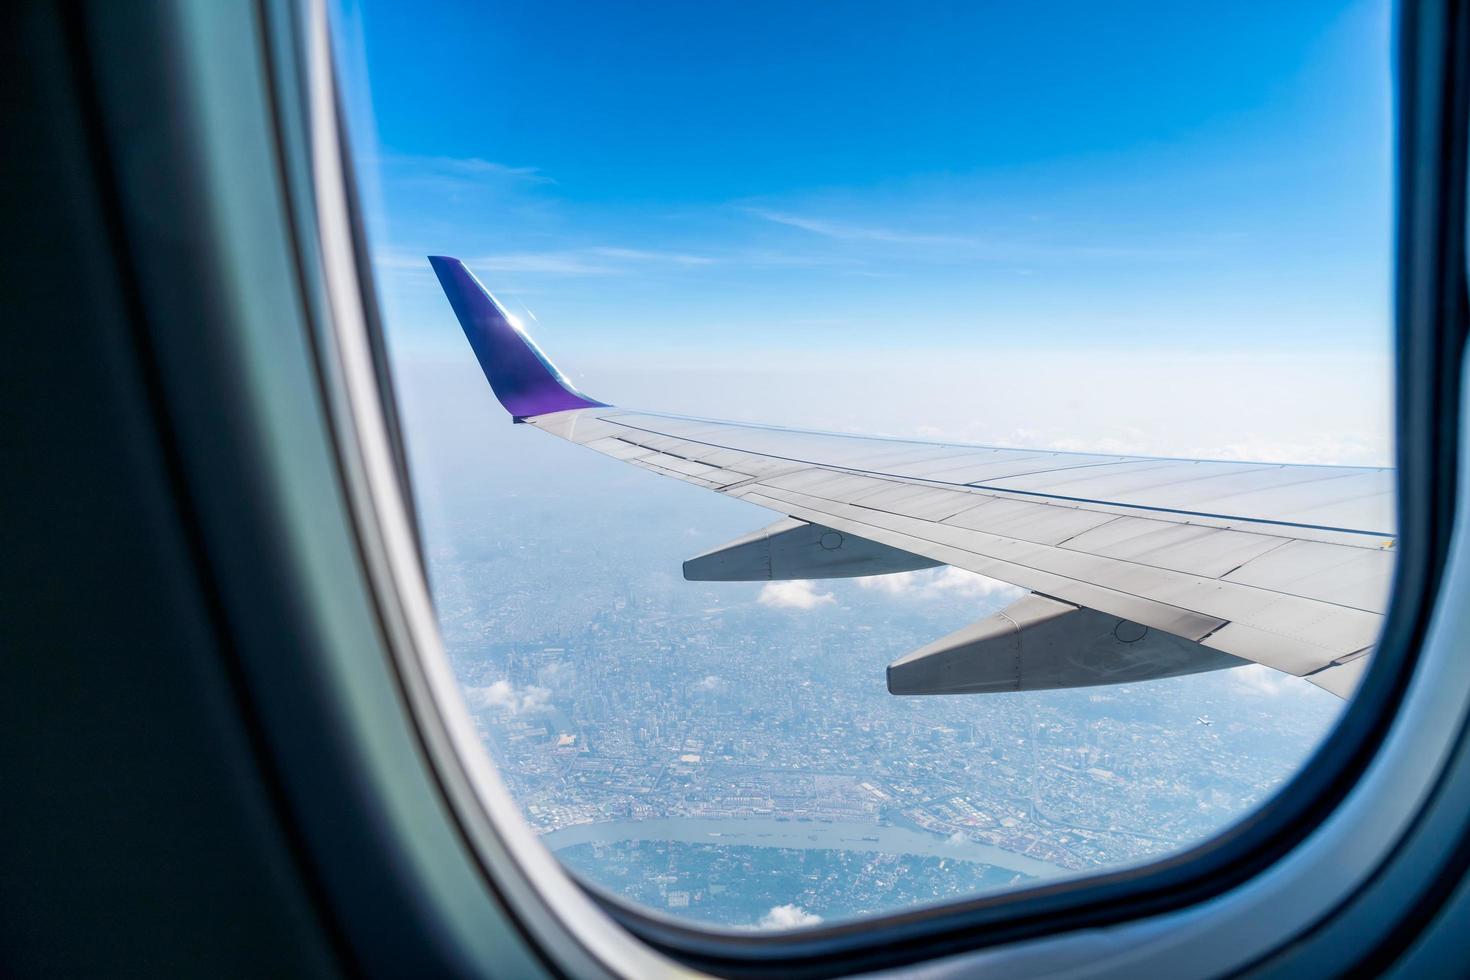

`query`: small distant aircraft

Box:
[432,255,1391,700]
[1197,716,1213,727]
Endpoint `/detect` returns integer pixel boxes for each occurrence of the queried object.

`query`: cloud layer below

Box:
[464,679,552,714]
[757,904,823,930]
[856,567,1023,602]
[757,580,837,610]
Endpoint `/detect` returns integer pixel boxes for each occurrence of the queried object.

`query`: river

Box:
[541,816,1069,879]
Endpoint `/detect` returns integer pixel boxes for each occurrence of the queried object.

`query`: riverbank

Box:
[541,815,1070,879]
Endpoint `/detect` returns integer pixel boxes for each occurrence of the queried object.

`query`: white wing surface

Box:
[432,257,1394,698]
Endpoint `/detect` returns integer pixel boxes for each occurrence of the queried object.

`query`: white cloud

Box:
[748,208,964,246]
[852,573,918,596]
[452,246,717,277]
[745,208,1186,261]
[371,247,604,277]
[757,580,837,610]
[947,831,969,846]
[380,246,717,279]
[1228,665,1332,700]
[693,675,722,691]
[857,567,1022,602]
[465,679,553,714]
[476,679,517,709]
[385,154,554,184]
[757,904,823,930]
[1181,436,1388,467]
[372,249,442,272]
[585,246,714,266]
[426,157,552,182]
[539,661,577,688]
[1229,663,1291,698]
[467,252,616,276]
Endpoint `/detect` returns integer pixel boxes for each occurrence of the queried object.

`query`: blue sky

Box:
[336,0,1395,473]
[342,0,1391,361]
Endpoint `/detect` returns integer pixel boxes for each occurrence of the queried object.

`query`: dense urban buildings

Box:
[426,491,1341,929]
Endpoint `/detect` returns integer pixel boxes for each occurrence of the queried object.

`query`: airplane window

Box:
[333,0,1393,933]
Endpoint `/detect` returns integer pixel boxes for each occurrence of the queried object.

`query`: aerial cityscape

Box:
[415,424,1344,930]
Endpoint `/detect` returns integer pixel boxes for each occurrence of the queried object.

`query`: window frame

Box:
[246,0,1470,973]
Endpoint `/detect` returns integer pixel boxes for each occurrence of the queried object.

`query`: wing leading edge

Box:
[433,257,1393,698]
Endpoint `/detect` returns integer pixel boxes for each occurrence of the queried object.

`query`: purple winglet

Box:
[429,256,608,420]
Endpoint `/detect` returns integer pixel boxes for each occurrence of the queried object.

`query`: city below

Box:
[424,482,1342,930]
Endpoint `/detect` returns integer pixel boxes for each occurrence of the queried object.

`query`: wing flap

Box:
[1222,539,1397,613]
[888,593,1243,695]
[1306,656,1372,697]
[684,518,941,581]
[1059,518,1288,578]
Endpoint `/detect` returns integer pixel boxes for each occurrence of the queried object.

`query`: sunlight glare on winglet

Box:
[428,255,607,420]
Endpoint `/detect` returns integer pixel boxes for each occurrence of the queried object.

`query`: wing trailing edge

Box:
[429,255,607,420]
[684,518,942,581]
[887,593,1243,695]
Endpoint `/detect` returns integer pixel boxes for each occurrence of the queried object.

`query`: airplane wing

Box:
[430,256,1394,699]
